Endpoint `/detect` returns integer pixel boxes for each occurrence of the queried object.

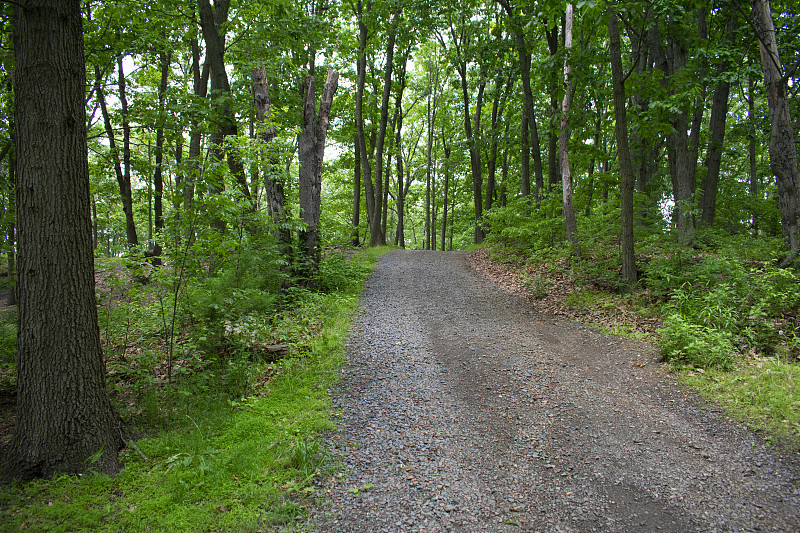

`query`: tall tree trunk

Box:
[94,66,138,247]
[499,0,544,198]
[253,67,290,252]
[6,144,16,306]
[186,37,209,216]
[748,72,759,236]
[752,0,800,263]
[352,133,362,246]
[117,47,137,245]
[652,15,703,246]
[149,49,171,265]
[608,7,638,286]
[425,70,438,250]
[559,4,577,248]
[441,128,451,251]
[354,0,384,246]
[5,0,121,480]
[197,0,251,228]
[395,124,404,248]
[487,73,511,213]
[298,69,339,271]
[546,23,560,192]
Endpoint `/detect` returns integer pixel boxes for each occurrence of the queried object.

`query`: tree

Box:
[298,69,339,271]
[559,3,577,248]
[752,0,800,264]
[608,4,637,286]
[4,0,121,480]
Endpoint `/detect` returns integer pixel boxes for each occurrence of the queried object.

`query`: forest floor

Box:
[307,249,800,532]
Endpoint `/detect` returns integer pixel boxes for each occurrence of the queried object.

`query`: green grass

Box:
[0,246,388,532]
[680,358,800,448]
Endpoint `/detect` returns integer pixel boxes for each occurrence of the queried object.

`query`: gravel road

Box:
[310,250,800,532]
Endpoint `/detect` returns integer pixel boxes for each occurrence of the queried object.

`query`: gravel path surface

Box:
[310,250,800,532]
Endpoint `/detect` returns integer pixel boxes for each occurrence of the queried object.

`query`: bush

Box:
[658,314,736,370]
[0,318,15,364]
[313,252,372,294]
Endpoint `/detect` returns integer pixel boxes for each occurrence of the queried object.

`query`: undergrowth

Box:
[0,245,391,531]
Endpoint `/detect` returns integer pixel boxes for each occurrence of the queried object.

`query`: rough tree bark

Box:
[353,133,362,246]
[5,0,122,480]
[752,0,800,264]
[298,69,339,271]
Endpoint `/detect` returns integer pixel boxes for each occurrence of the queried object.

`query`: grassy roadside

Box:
[0,246,392,532]
[472,241,800,451]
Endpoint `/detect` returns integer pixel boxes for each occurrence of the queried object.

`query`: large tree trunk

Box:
[298,69,339,271]
[752,0,800,263]
[6,142,16,306]
[559,4,578,248]
[5,0,122,481]
[608,7,638,286]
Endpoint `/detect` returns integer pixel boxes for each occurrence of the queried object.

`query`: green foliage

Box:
[0,311,14,365]
[313,251,373,293]
[643,232,800,369]
[0,245,386,531]
[681,358,800,446]
[658,312,737,370]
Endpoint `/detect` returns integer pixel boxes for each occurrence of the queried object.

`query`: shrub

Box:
[658,314,736,370]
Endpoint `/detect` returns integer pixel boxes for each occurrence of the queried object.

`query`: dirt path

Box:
[310,250,800,532]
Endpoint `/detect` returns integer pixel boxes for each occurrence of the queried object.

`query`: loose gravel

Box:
[309,250,800,532]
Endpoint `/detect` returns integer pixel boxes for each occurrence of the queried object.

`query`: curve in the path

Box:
[312,250,800,533]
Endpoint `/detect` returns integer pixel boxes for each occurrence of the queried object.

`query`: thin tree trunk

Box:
[253,67,290,254]
[149,50,170,265]
[499,0,544,198]
[748,72,759,235]
[441,129,451,251]
[94,66,138,247]
[186,38,209,214]
[352,133,362,246]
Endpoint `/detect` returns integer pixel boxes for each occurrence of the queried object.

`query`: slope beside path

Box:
[310,250,800,532]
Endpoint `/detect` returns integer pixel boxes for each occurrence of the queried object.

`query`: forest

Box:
[0,0,799,530]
